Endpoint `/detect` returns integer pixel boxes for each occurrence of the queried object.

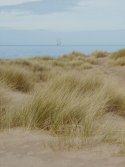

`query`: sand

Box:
[0,129,125,167]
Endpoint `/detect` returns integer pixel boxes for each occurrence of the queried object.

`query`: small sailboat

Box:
[56,39,62,46]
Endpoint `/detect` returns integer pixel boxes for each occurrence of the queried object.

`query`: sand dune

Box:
[1,51,125,166]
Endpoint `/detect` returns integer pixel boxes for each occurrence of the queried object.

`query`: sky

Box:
[0,0,125,44]
[0,0,125,31]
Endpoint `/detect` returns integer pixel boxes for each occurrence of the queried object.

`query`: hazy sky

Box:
[0,0,125,31]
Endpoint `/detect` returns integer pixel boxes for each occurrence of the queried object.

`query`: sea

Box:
[0,45,125,59]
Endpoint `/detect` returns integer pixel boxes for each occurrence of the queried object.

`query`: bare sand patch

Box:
[0,129,125,167]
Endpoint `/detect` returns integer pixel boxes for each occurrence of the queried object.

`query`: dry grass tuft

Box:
[109,49,125,66]
[92,51,108,58]
[0,83,12,129]
[0,65,34,92]
[19,72,125,144]
[110,49,125,60]
[59,51,86,61]
[109,58,125,66]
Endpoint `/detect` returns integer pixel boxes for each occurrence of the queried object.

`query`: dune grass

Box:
[110,49,125,60]
[11,71,125,150]
[21,72,104,132]
[91,51,108,58]
[110,58,125,66]
[1,50,125,150]
[109,49,125,66]
[0,82,12,129]
[0,65,34,92]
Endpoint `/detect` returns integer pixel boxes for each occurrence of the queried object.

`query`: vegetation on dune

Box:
[111,49,125,60]
[22,72,104,133]
[91,51,108,58]
[0,65,34,92]
[59,51,98,65]
[109,49,125,66]
[0,83,11,128]
[60,51,86,60]
[110,58,125,66]
[1,50,125,150]
[21,72,125,135]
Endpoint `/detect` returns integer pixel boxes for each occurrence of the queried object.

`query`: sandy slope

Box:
[96,57,125,84]
[0,129,125,167]
[1,57,125,167]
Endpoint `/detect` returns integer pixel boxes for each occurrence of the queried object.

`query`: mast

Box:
[56,39,62,46]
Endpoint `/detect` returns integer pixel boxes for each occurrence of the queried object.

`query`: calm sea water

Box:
[0,45,125,59]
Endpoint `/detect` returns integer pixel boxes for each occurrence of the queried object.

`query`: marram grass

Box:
[1,50,125,150]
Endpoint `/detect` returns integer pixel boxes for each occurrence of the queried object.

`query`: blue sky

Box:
[0,0,125,46]
[0,0,125,31]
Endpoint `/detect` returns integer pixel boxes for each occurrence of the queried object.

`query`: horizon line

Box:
[0,44,125,47]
